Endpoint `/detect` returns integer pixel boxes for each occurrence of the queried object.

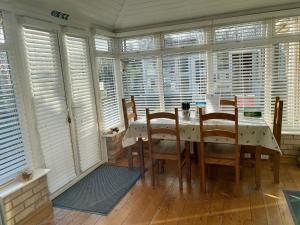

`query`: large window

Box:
[122,58,161,115]
[163,53,207,111]
[103,16,300,132]
[97,58,120,129]
[213,48,265,112]
[0,14,27,183]
[272,42,300,131]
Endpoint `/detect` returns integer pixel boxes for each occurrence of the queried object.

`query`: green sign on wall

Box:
[51,10,70,20]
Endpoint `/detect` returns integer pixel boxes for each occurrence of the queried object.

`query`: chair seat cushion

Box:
[205,143,238,159]
[153,140,185,154]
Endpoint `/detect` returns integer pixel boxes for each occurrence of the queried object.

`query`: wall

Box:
[2,175,52,225]
[281,134,300,155]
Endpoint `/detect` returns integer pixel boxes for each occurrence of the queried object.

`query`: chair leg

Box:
[138,138,145,177]
[199,143,205,192]
[235,162,240,185]
[185,141,191,182]
[255,147,262,189]
[273,152,280,184]
[159,160,165,173]
[178,160,183,190]
[127,148,133,169]
[150,159,155,188]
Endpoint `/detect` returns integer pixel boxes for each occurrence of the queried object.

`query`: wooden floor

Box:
[40,156,299,225]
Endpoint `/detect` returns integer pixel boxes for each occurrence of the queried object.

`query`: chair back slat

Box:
[148,112,176,120]
[201,112,236,121]
[122,96,138,129]
[273,97,283,146]
[220,96,237,107]
[127,112,136,121]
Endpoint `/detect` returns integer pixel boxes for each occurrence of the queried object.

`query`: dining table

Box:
[122,112,282,188]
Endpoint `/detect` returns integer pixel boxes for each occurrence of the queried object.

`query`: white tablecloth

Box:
[122,115,282,154]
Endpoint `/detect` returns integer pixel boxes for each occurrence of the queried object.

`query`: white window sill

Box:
[0,168,50,199]
[102,127,126,138]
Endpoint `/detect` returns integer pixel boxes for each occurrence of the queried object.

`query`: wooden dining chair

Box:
[122,96,145,175]
[199,107,240,192]
[241,97,283,186]
[146,108,191,189]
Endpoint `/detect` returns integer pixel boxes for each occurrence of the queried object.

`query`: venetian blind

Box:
[96,57,120,129]
[0,50,27,182]
[163,53,208,111]
[214,21,266,43]
[65,35,101,172]
[213,48,266,112]
[271,42,300,131]
[23,27,76,193]
[121,35,158,52]
[95,35,113,52]
[274,16,300,35]
[164,30,206,48]
[122,58,161,115]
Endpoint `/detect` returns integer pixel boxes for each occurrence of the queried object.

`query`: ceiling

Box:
[10,0,300,31]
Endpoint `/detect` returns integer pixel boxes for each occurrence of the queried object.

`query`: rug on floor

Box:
[283,190,300,225]
[52,164,140,215]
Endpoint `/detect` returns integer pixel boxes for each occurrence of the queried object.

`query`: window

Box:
[121,36,158,52]
[122,58,161,115]
[95,35,113,52]
[163,53,207,111]
[0,15,27,183]
[214,21,266,43]
[164,30,206,48]
[271,42,300,131]
[274,16,300,35]
[97,58,120,129]
[213,48,265,112]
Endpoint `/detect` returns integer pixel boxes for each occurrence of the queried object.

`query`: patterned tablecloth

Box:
[122,115,282,154]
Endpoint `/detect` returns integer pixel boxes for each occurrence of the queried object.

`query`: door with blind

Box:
[64,35,101,172]
[23,27,76,193]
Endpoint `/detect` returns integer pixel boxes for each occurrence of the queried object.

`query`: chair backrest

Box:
[122,96,137,129]
[199,108,239,146]
[273,97,283,146]
[146,108,180,155]
[220,96,238,107]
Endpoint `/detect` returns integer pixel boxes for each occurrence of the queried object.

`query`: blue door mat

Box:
[52,164,140,215]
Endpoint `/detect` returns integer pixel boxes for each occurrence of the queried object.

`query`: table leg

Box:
[255,147,261,189]
[273,152,280,184]
[138,138,145,177]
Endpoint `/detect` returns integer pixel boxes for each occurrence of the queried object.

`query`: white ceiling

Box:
[10,0,300,31]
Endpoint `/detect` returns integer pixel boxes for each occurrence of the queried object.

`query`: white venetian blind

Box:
[96,57,120,130]
[95,35,113,52]
[162,53,207,111]
[121,35,158,52]
[271,42,300,131]
[274,16,300,35]
[65,35,101,172]
[0,51,27,183]
[214,21,266,43]
[122,58,161,115]
[23,27,76,193]
[213,48,266,112]
[164,30,206,48]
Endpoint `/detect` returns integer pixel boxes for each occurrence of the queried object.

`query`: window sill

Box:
[102,127,126,138]
[282,131,300,136]
[0,168,50,199]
